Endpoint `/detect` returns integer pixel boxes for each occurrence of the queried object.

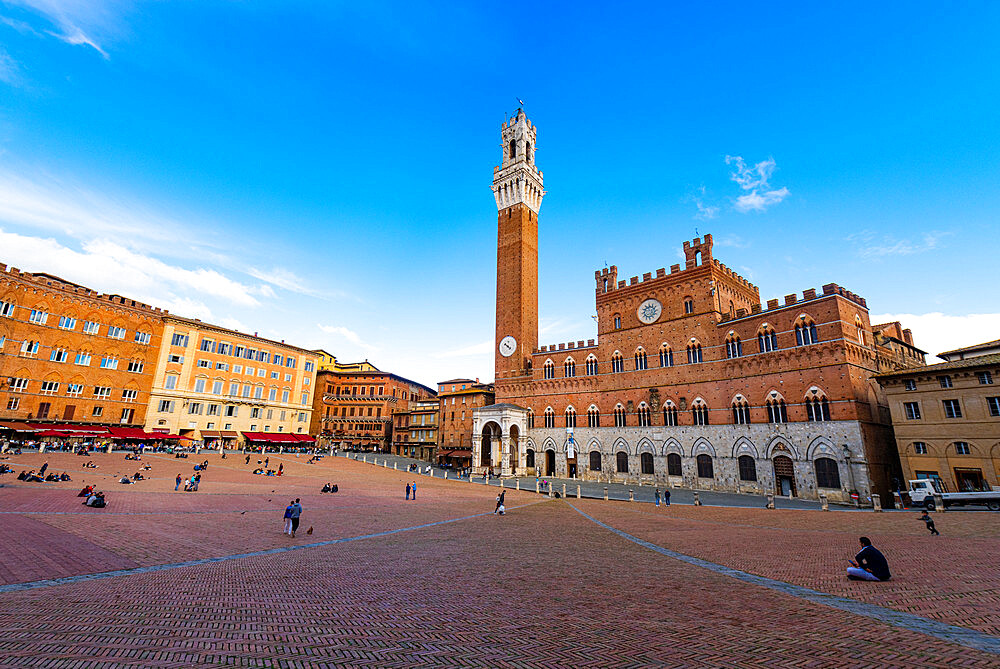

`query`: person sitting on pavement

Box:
[45,473,59,482]
[83,461,98,469]
[59,472,72,481]
[253,467,264,475]
[847,536,891,581]
[84,491,106,508]
[132,472,144,481]
[78,485,94,497]
[25,471,45,482]
[321,482,332,493]
[119,476,134,485]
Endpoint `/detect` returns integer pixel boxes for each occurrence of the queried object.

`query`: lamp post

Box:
[843,444,858,506]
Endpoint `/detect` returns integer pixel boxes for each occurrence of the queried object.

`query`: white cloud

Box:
[6,0,114,58]
[317,324,378,352]
[725,155,789,213]
[0,47,19,85]
[847,230,951,258]
[870,312,1000,361]
[0,228,273,310]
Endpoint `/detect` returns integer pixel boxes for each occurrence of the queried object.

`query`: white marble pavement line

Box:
[566,501,1000,655]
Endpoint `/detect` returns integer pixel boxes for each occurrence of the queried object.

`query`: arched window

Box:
[686,341,703,364]
[613,313,622,330]
[738,455,757,481]
[726,334,743,358]
[525,141,532,163]
[508,139,516,159]
[692,401,709,425]
[565,406,577,428]
[814,458,840,488]
[732,399,751,425]
[585,355,598,375]
[637,403,651,427]
[663,401,678,426]
[766,398,788,423]
[667,453,682,476]
[659,344,674,367]
[544,407,555,428]
[543,359,555,379]
[795,318,819,346]
[696,454,714,478]
[683,297,694,314]
[526,410,534,428]
[806,396,831,422]
[616,451,629,473]
[758,325,777,353]
[634,347,647,370]
[587,405,600,427]
[564,358,576,378]
[526,449,535,468]
[856,317,866,347]
[640,452,654,475]
[611,351,624,373]
[613,404,626,427]
[589,451,601,471]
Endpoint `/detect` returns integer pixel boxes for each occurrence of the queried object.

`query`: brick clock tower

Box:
[492,109,544,383]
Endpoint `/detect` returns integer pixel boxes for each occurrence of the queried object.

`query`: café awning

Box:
[242,432,303,443]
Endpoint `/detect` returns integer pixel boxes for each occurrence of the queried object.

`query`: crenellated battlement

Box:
[0,263,166,314]
[534,339,598,355]
[718,282,868,323]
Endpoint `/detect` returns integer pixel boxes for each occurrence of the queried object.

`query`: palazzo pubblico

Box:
[473,109,925,504]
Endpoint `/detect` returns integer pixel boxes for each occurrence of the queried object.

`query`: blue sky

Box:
[1,1,998,385]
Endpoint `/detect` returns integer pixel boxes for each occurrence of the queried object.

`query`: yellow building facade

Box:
[146,316,318,446]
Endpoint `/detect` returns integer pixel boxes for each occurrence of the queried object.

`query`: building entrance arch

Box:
[545,449,556,476]
[481,421,501,468]
[773,455,796,496]
[509,424,520,473]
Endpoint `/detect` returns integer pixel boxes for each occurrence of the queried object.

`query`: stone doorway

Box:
[545,449,556,476]
[773,455,796,496]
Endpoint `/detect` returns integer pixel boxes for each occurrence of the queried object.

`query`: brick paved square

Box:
[1,451,998,667]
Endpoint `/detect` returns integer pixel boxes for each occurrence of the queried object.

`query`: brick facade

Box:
[478,111,926,505]
[0,264,165,428]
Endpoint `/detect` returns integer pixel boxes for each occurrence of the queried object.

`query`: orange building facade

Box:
[436,378,494,468]
[474,110,925,504]
[0,264,165,430]
[311,368,435,452]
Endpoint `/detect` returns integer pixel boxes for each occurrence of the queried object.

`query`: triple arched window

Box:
[663,402,678,427]
[758,326,777,352]
[587,405,600,427]
[543,407,555,428]
[564,358,576,377]
[795,319,819,346]
[613,404,626,427]
[543,360,555,379]
[686,342,703,364]
[634,348,648,370]
[585,355,598,376]
[692,401,710,425]
[611,352,624,373]
[766,398,788,423]
[565,406,576,428]
[636,403,651,427]
[806,396,831,422]
[725,335,743,358]
[659,344,674,367]
[732,399,751,425]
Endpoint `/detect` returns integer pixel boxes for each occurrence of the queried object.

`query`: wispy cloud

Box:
[716,234,749,248]
[725,155,790,213]
[870,312,1000,360]
[6,0,114,58]
[847,230,951,258]
[0,46,19,86]
[685,186,718,220]
[317,324,378,352]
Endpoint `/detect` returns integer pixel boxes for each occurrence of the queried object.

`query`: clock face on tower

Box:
[499,335,517,357]
[637,298,663,324]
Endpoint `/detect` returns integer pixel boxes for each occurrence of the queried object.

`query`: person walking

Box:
[663,489,671,506]
[39,461,49,477]
[406,482,411,500]
[289,498,303,537]
[411,482,416,500]
[175,474,182,491]
[655,488,661,507]
[246,454,251,465]
[920,511,940,535]
[495,489,505,514]
[278,463,283,476]
[283,501,294,535]
[264,457,269,469]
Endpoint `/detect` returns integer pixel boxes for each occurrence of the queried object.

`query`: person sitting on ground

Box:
[17,470,29,481]
[132,472,144,481]
[0,464,12,475]
[847,536,891,581]
[78,485,94,497]
[84,491,106,508]
[25,471,44,483]
[45,473,59,482]
[321,482,331,493]
[119,476,133,485]
[142,463,151,471]
[83,461,97,469]
[253,467,264,475]
[59,472,71,481]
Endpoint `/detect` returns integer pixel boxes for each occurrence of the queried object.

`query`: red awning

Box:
[293,434,315,443]
[242,432,303,443]
[28,423,110,434]
[0,422,40,432]
[108,427,150,440]
[149,432,181,440]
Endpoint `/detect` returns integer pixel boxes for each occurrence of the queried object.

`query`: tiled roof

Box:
[874,352,1000,379]
[938,339,1000,357]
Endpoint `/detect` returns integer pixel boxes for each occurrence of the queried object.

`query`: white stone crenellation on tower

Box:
[492,109,544,213]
